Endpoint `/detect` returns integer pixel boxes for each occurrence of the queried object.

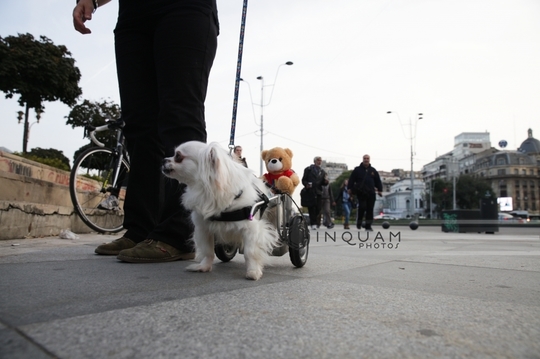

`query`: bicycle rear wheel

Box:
[70,147,129,233]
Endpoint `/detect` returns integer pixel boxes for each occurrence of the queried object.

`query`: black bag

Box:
[355,186,368,197]
[353,175,369,198]
[300,187,317,207]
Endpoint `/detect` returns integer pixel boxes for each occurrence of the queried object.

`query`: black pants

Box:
[356,193,376,229]
[114,7,218,250]
[308,196,323,227]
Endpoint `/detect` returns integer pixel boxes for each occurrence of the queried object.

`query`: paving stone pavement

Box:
[0,226,539,358]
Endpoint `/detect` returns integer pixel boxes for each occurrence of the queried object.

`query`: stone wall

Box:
[0,151,103,240]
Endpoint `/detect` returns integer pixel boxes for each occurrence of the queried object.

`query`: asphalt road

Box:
[1,225,539,358]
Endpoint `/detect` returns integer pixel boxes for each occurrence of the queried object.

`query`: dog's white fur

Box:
[162,141,278,280]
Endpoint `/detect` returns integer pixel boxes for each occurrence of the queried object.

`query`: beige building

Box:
[422,129,540,216]
[321,160,348,182]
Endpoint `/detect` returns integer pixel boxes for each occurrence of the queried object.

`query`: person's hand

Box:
[73,0,95,34]
[377,191,383,197]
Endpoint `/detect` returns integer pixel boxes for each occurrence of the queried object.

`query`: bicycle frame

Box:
[87,119,129,194]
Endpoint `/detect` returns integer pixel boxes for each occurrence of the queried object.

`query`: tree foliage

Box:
[426,175,496,216]
[427,178,453,216]
[65,99,122,163]
[0,33,82,111]
[456,175,495,209]
[15,147,71,171]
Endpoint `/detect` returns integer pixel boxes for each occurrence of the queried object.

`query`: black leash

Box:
[228,0,249,153]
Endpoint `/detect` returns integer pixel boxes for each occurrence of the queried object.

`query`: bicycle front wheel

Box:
[70,147,129,233]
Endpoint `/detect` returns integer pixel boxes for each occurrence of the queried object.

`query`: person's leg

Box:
[356,197,367,229]
[147,9,218,250]
[343,203,350,229]
[315,196,323,228]
[113,8,218,262]
[95,20,161,256]
[322,199,329,226]
[364,194,376,230]
[308,205,317,229]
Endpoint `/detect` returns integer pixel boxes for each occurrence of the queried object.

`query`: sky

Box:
[2,0,540,182]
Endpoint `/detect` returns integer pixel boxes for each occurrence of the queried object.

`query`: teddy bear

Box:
[261,147,300,195]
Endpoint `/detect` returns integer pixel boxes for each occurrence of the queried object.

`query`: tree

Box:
[65,99,121,163]
[427,176,496,216]
[430,178,453,216]
[15,147,71,171]
[0,33,82,153]
[456,175,495,209]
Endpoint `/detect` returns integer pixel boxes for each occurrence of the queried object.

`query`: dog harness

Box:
[210,188,270,222]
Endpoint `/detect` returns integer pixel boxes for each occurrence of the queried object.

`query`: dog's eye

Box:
[279,158,283,162]
[174,152,185,163]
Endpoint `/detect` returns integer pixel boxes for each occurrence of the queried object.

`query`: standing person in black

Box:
[73,0,219,262]
[301,156,329,230]
[347,154,382,231]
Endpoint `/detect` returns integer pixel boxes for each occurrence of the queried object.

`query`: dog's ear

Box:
[206,143,227,191]
[261,150,268,160]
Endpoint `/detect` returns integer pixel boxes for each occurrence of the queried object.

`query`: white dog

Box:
[162,141,279,280]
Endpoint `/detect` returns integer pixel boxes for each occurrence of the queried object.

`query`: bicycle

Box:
[69,118,130,233]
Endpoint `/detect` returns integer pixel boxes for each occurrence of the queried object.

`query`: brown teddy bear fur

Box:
[261,147,300,195]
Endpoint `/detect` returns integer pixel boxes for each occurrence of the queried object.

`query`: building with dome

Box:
[518,128,540,155]
[421,129,540,217]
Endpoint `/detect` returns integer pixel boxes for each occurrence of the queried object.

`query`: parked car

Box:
[374,214,398,220]
[498,213,524,223]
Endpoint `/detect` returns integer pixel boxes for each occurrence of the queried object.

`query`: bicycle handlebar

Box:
[87,119,124,148]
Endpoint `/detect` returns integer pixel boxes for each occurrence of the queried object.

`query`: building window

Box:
[515,180,520,187]
[497,169,506,175]
[522,169,527,175]
[497,158,506,165]
[514,169,519,175]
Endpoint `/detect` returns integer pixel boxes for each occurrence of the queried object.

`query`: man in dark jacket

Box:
[347,154,382,231]
[301,156,329,230]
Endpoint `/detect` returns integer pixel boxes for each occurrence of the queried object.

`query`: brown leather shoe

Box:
[95,236,136,255]
[116,239,195,263]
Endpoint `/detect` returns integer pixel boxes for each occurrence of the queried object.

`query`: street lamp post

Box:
[19,107,42,153]
[387,111,423,218]
[451,158,458,210]
[252,61,293,176]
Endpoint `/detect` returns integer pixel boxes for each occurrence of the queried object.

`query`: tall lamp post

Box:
[386,111,423,218]
[252,61,293,176]
[18,107,43,154]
